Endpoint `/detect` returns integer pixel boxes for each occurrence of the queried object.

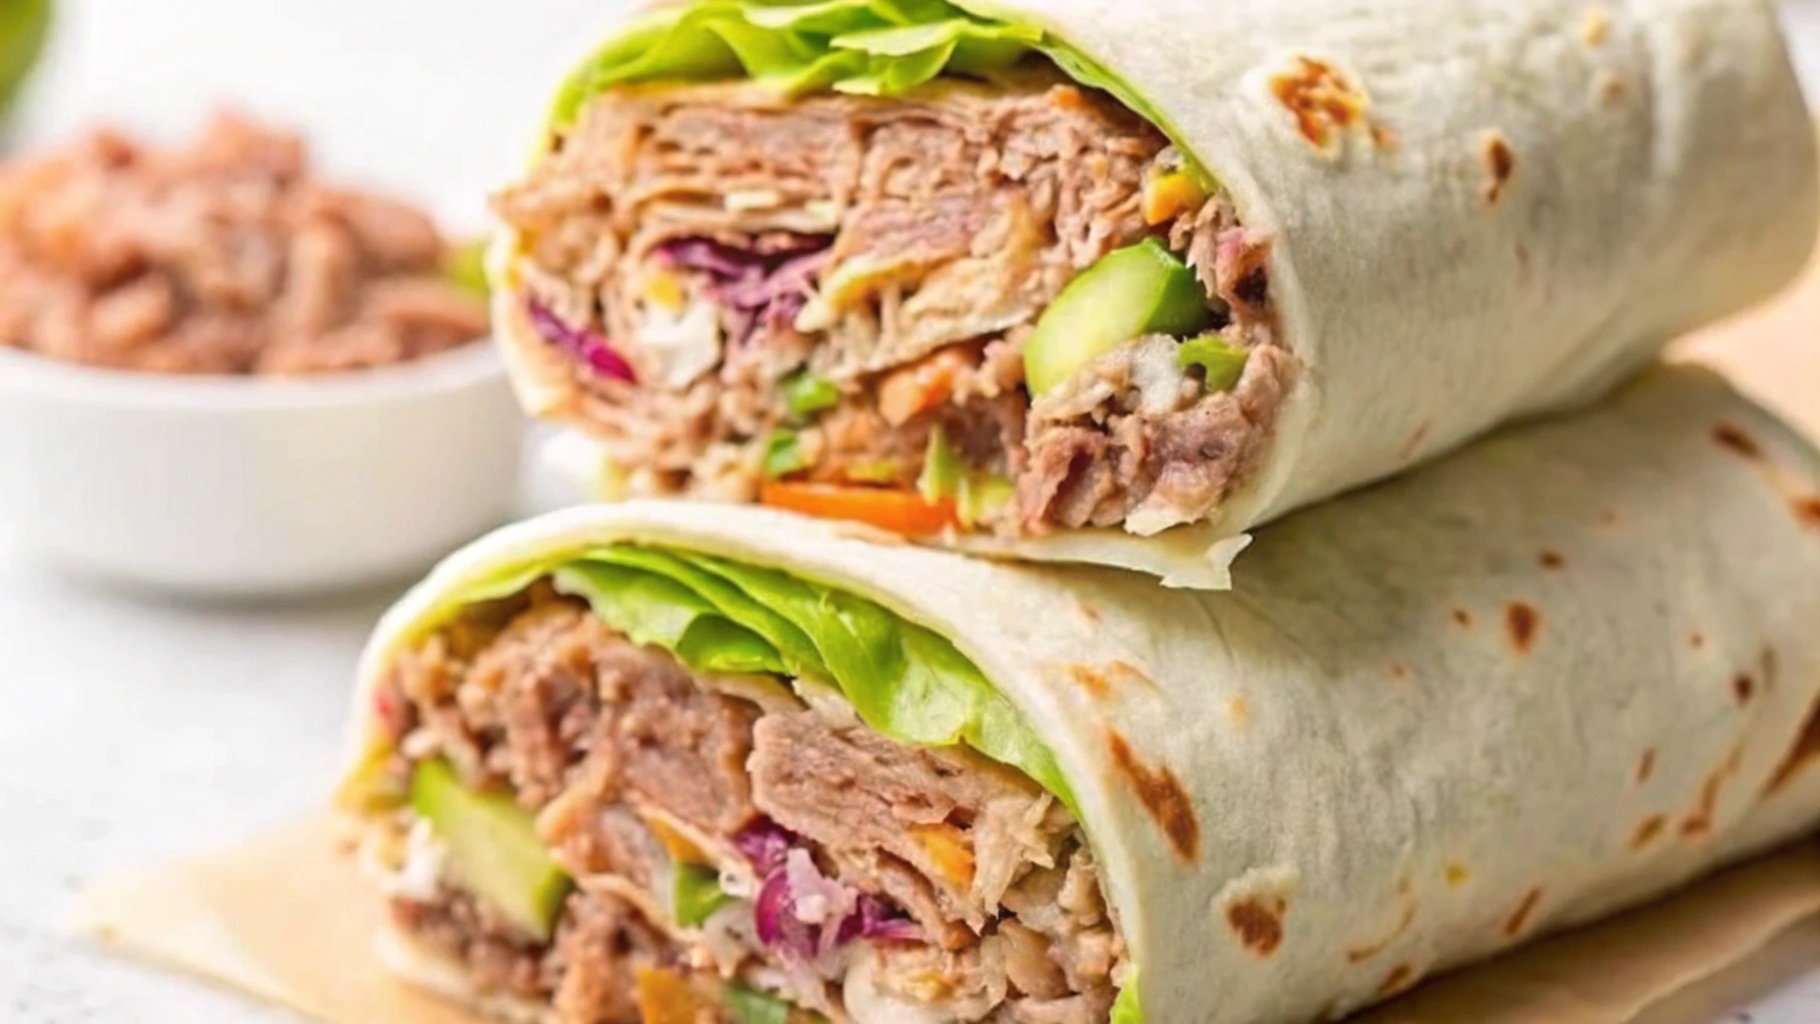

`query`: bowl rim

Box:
[0,336,508,411]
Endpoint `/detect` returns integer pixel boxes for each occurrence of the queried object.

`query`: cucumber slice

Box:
[409,759,572,942]
[1023,238,1212,397]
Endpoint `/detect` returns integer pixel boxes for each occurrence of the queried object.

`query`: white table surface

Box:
[7,1,1820,1021]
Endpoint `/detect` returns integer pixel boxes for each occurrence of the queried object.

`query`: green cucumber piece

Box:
[727,985,797,1024]
[1176,334,1249,393]
[1024,238,1212,397]
[409,759,572,942]
[673,863,734,927]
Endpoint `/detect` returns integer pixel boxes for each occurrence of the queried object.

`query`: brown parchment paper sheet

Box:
[68,261,1820,1024]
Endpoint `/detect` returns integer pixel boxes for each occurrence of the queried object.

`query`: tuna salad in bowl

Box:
[0,112,524,596]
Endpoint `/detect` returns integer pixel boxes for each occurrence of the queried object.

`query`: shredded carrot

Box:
[1143,171,1207,226]
[760,482,958,536]
[878,348,970,426]
[645,814,710,866]
[635,967,700,1024]
[911,824,978,888]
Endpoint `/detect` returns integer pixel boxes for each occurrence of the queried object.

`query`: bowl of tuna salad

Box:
[0,112,524,596]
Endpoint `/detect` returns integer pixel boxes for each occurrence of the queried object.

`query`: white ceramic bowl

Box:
[0,342,525,597]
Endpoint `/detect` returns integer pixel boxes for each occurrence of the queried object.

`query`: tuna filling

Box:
[495,66,1288,538]
[360,582,1127,1024]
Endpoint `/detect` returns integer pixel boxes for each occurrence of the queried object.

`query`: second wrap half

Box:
[494,0,1816,586]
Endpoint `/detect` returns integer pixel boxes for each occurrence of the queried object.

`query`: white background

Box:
[5,1,1820,1021]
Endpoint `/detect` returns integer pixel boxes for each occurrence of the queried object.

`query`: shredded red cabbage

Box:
[657,236,831,345]
[527,300,636,383]
[735,817,918,959]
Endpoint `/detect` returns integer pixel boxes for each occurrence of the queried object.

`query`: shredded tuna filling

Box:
[0,112,487,375]
[364,583,1126,1024]
[496,68,1288,536]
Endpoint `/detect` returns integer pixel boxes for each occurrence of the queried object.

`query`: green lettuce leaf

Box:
[1110,980,1141,1024]
[544,0,1209,187]
[537,546,1075,813]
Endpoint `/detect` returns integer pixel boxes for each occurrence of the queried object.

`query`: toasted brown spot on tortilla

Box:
[1075,602,1102,627]
[1387,661,1413,682]
[1636,749,1657,785]
[1598,72,1629,106]
[1505,602,1541,654]
[1108,659,1159,693]
[1713,423,1762,459]
[1270,56,1370,150]
[1733,673,1756,706]
[1482,132,1516,205]
[1793,497,1820,530]
[1445,862,1471,887]
[1505,888,1544,937]
[1225,896,1288,957]
[1689,631,1707,650]
[1539,550,1566,570]
[1370,122,1398,152]
[1066,664,1112,700]
[1228,695,1252,729]
[1379,964,1418,998]
[1400,421,1431,460]
[1630,815,1667,850]
[1598,508,1624,529]
[1683,748,1744,839]
[1452,608,1475,629]
[1107,731,1199,861]
[1766,700,1820,796]
[1582,5,1612,45]
[1346,900,1417,964]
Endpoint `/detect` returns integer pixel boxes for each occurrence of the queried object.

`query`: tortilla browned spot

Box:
[1106,731,1200,861]
[1713,423,1763,459]
[1683,748,1743,838]
[1636,748,1657,784]
[1539,550,1566,570]
[1400,421,1431,459]
[1733,673,1756,706]
[1505,602,1541,654]
[1067,664,1113,700]
[1582,5,1613,45]
[1378,963,1417,998]
[1792,497,1820,530]
[1482,132,1517,205]
[1598,72,1629,106]
[1445,862,1471,887]
[1766,700,1820,796]
[1386,661,1413,682]
[1225,896,1287,957]
[1504,888,1544,937]
[1346,901,1417,964]
[1630,815,1667,850]
[1689,631,1707,650]
[1269,56,1370,149]
[1452,609,1474,629]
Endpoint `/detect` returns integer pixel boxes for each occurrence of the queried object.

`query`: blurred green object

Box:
[0,0,48,118]
[446,237,491,299]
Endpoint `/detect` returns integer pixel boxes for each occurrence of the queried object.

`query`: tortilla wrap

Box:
[341,364,1820,1024]
[491,0,1816,587]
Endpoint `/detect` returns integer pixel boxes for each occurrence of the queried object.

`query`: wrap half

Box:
[340,365,1820,1024]
[490,0,1817,587]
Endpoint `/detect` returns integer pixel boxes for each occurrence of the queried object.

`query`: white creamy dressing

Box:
[636,298,723,388]
[843,952,957,1024]
[381,818,448,903]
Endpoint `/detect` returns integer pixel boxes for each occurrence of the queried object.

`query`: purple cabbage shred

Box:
[526,300,636,383]
[734,817,918,959]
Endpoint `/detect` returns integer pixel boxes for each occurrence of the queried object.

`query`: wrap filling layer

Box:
[495,0,1289,539]
[345,550,1132,1024]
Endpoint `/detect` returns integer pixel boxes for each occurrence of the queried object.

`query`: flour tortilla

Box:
[349,365,1820,1024]
[494,0,1817,586]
